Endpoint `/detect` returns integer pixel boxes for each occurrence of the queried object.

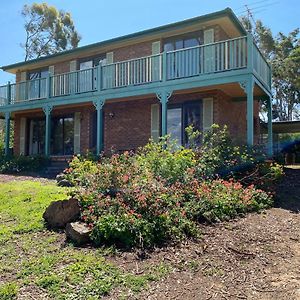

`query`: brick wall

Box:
[103,98,157,153]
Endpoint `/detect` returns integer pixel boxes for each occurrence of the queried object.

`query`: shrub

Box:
[66,125,277,249]
[0,154,49,174]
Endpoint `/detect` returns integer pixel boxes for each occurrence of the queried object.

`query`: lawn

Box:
[0,180,169,300]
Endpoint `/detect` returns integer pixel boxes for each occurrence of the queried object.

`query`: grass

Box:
[0,180,170,299]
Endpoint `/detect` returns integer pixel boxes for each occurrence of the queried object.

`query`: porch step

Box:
[45,159,70,178]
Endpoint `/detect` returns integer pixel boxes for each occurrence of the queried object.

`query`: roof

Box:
[1,7,246,73]
[261,121,300,134]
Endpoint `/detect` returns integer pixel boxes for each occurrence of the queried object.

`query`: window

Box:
[27,68,48,99]
[163,31,204,52]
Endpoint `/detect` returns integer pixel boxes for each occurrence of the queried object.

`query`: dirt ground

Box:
[111,166,300,300]
[1,167,300,299]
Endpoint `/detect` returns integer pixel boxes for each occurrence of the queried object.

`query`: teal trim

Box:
[1,8,246,72]
[93,99,105,155]
[43,105,53,156]
[246,76,254,146]
[0,69,252,114]
[4,111,10,156]
[157,90,172,136]
[267,96,273,156]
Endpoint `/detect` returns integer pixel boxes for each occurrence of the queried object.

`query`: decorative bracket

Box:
[42,104,53,115]
[93,98,105,110]
[156,90,173,103]
[239,80,254,94]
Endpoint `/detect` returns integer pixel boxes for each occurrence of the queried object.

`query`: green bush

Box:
[66,125,277,249]
[0,154,49,173]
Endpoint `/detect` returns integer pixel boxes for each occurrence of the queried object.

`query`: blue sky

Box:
[0,0,299,83]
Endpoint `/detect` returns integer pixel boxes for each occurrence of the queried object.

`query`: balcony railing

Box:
[0,36,271,106]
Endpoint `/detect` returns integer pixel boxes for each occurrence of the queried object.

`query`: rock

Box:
[57,179,73,187]
[43,198,80,228]
[66,222,92,245]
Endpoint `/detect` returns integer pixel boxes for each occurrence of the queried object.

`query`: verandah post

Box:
[239,77,254,146]
[267,95,273,156]
[156,90,172,137]
[246,77,254,146]
[93,99,105,155]
[4,111,11,156]
[43,105,53,156]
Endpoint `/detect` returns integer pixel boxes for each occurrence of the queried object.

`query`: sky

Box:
[0,0,299,84]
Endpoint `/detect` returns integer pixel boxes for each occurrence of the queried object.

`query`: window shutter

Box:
[204,29,214,44]
[70,60,77,72]
[20,117,27,155]
[151,41,161,81]
[202,98,214,132]
[151,104,160,142]
[204,29,215,73]
[104,52,114,88]
[152,41,161,54]
[69,60,77,94]
[74,112,81,154]
[106,52,114,64]
[49,66,55,75]
[20,71,27,82]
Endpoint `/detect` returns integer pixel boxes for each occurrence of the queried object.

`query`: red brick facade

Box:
[13,91,259,156]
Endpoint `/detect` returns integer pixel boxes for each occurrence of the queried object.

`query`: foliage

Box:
[240,16,300,121]
[0,282,18,300]
[21,3,81,60]
[0,180,169,299]
[63,154,98,186]
[67,126,276,249]
[0,154,50,174]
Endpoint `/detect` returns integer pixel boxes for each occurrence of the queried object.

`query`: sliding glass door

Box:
[51,116,74,155]
[29,119,45,155]
[167,101,202,146]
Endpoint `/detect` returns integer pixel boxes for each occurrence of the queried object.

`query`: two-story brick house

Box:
[0,8,273,159]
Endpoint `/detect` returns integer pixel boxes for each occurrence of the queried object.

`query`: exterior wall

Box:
[13,90,260,156]
[103,98,157,153]
[102,91,259,153]
[13,105,94,155]
[113,41,154,62]
[53,61,70,75]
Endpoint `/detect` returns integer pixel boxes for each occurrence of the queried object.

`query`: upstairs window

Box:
[164,31,204,52]
[27,68,48,80]
[27,68,48,99]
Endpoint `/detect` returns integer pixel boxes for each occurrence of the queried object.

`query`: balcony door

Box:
[78,56,107,93]
[167,101,202,146]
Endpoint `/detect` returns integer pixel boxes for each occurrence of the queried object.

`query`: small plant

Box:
[0,282,18,300]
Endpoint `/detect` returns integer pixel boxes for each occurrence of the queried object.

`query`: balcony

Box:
[0,35,271,107]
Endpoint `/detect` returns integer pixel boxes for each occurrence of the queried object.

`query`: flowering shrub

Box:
[66,125,278,249]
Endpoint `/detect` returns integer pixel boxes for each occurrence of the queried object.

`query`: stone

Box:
[43,198,80,228]
[66,222,92,245]
[57,179,73,187]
